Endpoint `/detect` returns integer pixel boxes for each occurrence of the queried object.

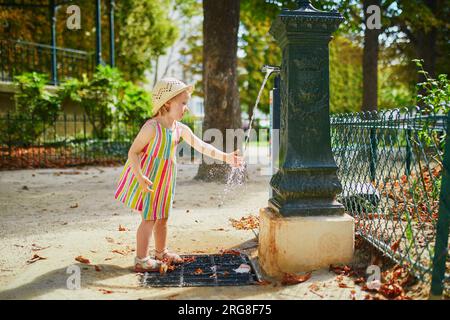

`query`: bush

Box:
[3,72,61,146]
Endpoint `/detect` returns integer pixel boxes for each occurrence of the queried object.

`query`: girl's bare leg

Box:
[153,218,168,253]
[154,218,182,262]
[136,219,155,259]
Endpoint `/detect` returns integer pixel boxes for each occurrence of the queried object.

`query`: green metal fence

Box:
[331,108,449,297]
[0,112,200,169]
[0,112,141,169]
[0,39,95,85]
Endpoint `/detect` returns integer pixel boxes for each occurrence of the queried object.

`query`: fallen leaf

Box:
[27,254,47,264]
[229,215,259,230]
[118,224,128,231]
[354,277,365,284]
[70,203,78,209]
[159,264,169,274]
[112,249,128,255]
[94,265,102,272]
[182,257,196,263]
[75,256,90,264]
[193,268,203,275]
[98,289,113,294]
[379,282,403,299]
[281,272,312,285]
[220,249,241,256]
[390,239,401,252]
[338,282,352,288]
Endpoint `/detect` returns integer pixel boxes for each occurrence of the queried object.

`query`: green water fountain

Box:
[259,0,355,277]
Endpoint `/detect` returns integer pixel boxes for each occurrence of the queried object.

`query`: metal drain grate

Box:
[141,253,260,287]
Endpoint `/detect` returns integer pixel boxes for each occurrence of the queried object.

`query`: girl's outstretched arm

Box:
[128,121,156,192]
[179,122,243,167]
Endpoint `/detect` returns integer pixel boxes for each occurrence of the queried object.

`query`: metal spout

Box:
[261,65,281,76]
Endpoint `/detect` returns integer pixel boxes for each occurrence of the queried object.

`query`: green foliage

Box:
[61,65,153,138]
[60,65,121,139]
[413,59,450,113]
[7,72,61,145]
[115,81,152,125]
[115,0,179,82]
[329,36,363,113]
[239,2,281,117]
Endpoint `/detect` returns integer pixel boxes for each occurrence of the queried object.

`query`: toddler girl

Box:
[114,77,243,272]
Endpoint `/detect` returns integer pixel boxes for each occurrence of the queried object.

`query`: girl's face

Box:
[165,91,190,121]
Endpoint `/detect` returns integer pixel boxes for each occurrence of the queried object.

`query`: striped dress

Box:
[114,120,182,220]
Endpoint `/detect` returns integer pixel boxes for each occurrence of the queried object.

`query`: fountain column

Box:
[259,0,354,277]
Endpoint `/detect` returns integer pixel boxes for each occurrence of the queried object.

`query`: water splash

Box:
[217,69,274,207]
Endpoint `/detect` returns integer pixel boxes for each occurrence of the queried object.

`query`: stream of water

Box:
[217,69,274,206]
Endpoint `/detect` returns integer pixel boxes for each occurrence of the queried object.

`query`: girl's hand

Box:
[137,175,154,193]
[226,149,244,168]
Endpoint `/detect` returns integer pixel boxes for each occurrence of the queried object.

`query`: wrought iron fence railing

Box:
[0,112,142,169]
[331,108,449,297]
[0,39,95,84]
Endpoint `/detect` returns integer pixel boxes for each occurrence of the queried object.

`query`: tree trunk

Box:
[362,0,381,112]
[416,1,438,79]
[195,0,242,182]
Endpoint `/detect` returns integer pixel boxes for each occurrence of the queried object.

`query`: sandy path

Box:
[0,161,371,300]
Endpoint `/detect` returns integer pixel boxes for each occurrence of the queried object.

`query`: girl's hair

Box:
[141,103,170,127]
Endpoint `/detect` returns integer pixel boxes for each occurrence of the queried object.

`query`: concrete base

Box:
[258,207,354,278]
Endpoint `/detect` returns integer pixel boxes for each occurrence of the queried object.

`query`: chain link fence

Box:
[331,108,449,297]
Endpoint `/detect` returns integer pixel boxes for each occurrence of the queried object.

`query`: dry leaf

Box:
[390,239,401,252]
[94,265,102,272]
[182,257,196,263]
[229,215,259,230]
[379,282,403,299]
[354,277,365,284]
[27,254,47,264]
[281,272,312,285]
[99,289,113,294]
[75,256,90,264]
[159,263,169,274]
[193,268,203,275]
[118,224,128,231]
[70,203,78,208]
[220,249,241,256]
[112,249,128,255]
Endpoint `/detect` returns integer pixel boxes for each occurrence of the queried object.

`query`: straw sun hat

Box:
[151,77,195,116]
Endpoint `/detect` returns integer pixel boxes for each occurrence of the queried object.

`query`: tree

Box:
[362,0,382,111]
[194,0,242,182]
[0,0,180,84]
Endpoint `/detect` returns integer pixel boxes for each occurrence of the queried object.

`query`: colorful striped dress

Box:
[114,119,182,220]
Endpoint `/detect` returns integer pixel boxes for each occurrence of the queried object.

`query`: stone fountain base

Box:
[258,207,354,278]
